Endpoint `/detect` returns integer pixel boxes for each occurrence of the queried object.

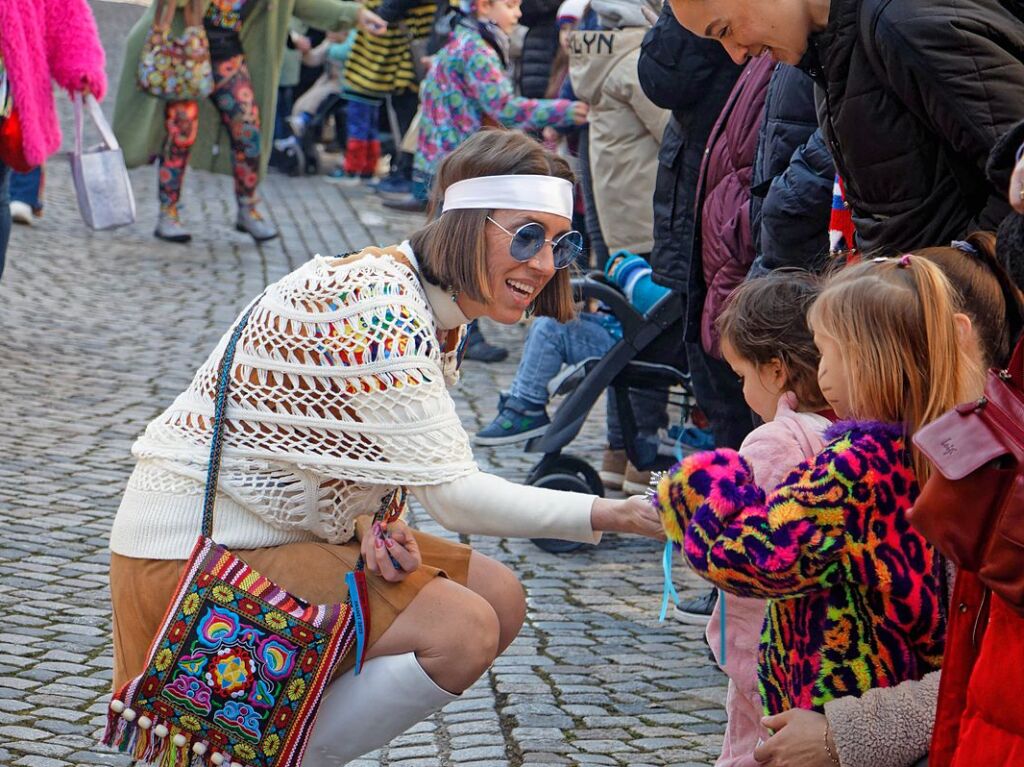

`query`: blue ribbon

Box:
[718,589,727,667]
[346,572,367,675]
[659,539,680,622]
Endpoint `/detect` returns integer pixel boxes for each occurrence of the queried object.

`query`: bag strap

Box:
[184,0,206,28]
[73,93,120,154]
[1007,335,1024,390]
[152,0,177,31]
[201,297,262,539]
[975,383,1024,464]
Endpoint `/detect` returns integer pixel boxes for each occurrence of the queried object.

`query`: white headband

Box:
[441,175,574,221]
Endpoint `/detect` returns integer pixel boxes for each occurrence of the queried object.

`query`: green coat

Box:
[113,0,360,180]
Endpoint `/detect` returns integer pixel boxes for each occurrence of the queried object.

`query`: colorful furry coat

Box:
[655,420,947,714]
[0,0,107,166]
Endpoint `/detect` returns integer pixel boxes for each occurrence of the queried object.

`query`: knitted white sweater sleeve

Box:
[411,472,601,544]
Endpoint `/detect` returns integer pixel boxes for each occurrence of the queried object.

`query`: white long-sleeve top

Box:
[110,244,600,560]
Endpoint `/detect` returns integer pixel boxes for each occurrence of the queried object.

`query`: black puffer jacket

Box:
[637,4,740,291]
[518,0,560,98]
[804,0,1024,253]
[749,65,833,276]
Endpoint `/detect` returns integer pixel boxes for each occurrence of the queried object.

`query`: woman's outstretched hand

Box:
[361,519,422,582]
[591,496,665,540]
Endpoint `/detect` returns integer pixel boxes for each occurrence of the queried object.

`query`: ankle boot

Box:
[235,203,279,242]
[302,652,459,766]
[154,207,192,243]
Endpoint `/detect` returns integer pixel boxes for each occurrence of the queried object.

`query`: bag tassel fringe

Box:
[103,698,251,767]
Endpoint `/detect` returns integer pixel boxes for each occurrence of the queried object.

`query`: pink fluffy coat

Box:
[0,0,107,167]
[704,393,832,767]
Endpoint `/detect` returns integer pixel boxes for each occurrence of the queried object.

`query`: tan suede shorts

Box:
[109,530,472,691]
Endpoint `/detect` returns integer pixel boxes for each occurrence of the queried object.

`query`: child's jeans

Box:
[11,167,42,211]
[705,593,771,767]
[507,315,666,450]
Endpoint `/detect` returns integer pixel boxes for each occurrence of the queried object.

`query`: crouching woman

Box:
[107,129,661,765]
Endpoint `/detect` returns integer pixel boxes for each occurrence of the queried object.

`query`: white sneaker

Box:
[10,200,33,225]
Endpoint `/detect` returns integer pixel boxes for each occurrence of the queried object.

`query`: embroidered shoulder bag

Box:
[103,298,401,767]
[138,0,214,101]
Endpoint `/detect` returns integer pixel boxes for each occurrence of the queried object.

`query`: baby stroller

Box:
[525,271,693,553]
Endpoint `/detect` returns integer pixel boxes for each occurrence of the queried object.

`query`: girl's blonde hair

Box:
[809,255,981,481]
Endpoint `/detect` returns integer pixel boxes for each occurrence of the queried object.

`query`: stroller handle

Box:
[571,272,646,338]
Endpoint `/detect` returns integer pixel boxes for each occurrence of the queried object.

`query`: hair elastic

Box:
[951,239,979,255]
[441,175,574,220]
[898,254,913,267]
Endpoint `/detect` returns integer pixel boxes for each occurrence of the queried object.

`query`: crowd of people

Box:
[3,0,1024,765]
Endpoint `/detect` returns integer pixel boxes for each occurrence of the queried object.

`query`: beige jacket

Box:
[825,671,938,767]
[568,27,669,254]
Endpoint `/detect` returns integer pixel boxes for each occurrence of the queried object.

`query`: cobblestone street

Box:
[0,2,727,765]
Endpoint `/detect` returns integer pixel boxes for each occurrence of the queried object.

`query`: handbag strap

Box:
[153,0,177,31]
[1007,333,1024,389]
[201,298,262,539]
[974,383,1024,464]
[184,0,207,28]
[72,93,120,155]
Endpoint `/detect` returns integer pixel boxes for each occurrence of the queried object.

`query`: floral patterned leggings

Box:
[159,54,261,214]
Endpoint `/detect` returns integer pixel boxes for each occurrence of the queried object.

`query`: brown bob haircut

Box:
[408,129,577,323]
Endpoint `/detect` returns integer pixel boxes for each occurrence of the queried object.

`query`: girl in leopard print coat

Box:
[655,255,980,716]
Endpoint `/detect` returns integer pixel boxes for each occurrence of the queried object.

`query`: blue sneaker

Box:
[376,172,414,199]
[474,397,550,446]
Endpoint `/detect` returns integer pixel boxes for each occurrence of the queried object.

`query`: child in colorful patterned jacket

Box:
[703,271,835,767]
[654,256,978,749]
[412,0,590,201]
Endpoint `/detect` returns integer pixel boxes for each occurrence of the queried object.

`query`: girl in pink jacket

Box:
[704,271,834,767]
[0,0,107,275]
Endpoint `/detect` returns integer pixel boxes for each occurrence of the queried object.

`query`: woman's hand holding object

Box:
[362,519,422,582]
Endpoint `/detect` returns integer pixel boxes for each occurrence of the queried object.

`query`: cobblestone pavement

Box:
[0,3,727,765]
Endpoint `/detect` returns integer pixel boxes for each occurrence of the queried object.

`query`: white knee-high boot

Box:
[301,652,459,766]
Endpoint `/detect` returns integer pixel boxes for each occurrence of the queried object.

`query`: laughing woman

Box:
[107,129,662,765]
[666,0,1024,253]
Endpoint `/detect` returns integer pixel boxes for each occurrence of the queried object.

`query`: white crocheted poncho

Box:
[111,245,482,558]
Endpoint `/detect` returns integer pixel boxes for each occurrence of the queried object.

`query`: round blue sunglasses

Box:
[487,217,583,270]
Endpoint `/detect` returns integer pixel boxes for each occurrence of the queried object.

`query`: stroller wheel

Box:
[529,455,603,554]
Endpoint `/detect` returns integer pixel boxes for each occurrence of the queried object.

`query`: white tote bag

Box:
[70,93,136,230]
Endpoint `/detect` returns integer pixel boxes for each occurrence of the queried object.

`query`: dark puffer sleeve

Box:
[870,0,1024,226]
[750,128,835,275]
